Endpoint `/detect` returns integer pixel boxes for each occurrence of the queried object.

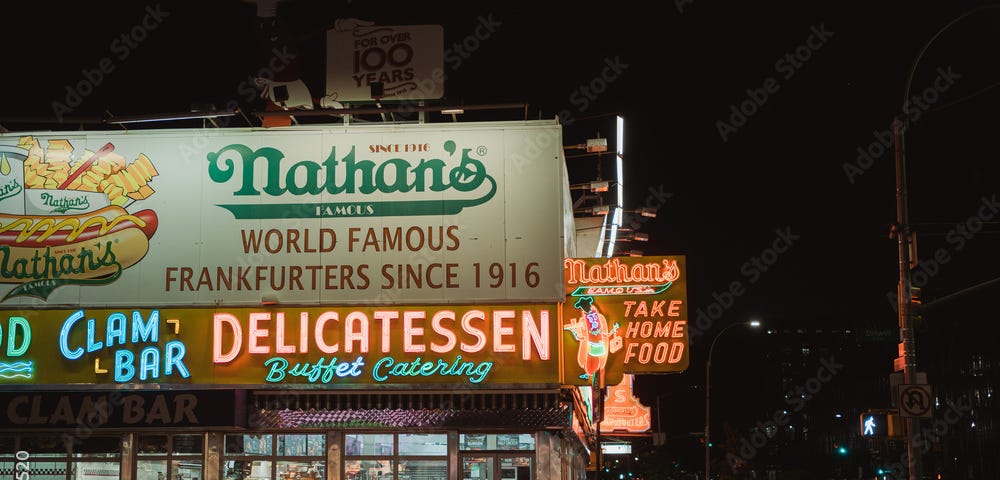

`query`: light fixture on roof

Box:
[589,180,609,193]
[575,204,610,216]
[626,207,657,218]
[570,180,613,193]
[586,137,608,152]
[563,137,609,152]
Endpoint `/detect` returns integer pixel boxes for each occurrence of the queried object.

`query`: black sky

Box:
[4,1,1000,404]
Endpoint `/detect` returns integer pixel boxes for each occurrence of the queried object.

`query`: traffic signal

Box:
[836,445,848,455]
[861,412,888,437]
[910,287,926,329]
[860,411,903,438]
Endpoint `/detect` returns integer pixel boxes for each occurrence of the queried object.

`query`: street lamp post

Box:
[705,320,760,480]
[893,6,1000,480]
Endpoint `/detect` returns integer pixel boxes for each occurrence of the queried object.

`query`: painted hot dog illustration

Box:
[0,206,159,282]
[0,136,160,299]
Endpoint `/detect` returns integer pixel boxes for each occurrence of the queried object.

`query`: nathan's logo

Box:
[207,140,497,219]
[0,152,22,202]
[565,258,681,297]
[39,192,90,213]
[0,178,21,202]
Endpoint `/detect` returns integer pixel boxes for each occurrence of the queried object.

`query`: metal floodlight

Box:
[627,250,643,257]
[441,108,465,115]
[632,232,649,242]
[575,204,610,216]
[590,180,610,193]
[638,207,657,218]
[586,138,608,152]
[591,205,611,216]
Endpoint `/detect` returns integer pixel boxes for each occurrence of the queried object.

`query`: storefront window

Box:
[2,436,65,480]
[398,459,447,479]
[136,434,204,480]
[343,459,394,480]
[222,433,325,480]
[344,433,393,456]
[459,434,535,451]
[69,435,121,480]
[500,456,532,480]
[398,434,447,456]
[225,435,273,456]
[345,433,447,480]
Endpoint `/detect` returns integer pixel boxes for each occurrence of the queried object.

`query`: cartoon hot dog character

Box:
[0,136,160,300]
[565,296,620,384]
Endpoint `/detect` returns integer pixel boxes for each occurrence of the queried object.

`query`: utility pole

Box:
[892,7,1000,479]
[892,114,921,480]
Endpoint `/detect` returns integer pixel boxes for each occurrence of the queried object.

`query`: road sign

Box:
[898,384,933,418]
[889,372,927,407]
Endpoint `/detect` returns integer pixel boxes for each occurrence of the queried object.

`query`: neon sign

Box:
[563,256,689,386]
[1,304,558,387]
[57,310,190,382]
[599,374,651,433]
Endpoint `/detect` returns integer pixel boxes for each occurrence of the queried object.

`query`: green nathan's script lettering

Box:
[0,241,119,281]
[207,140,491,196]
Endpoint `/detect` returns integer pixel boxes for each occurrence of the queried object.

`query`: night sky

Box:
[5,0,1000,432]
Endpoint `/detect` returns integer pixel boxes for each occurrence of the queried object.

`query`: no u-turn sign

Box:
[898,384,933,418]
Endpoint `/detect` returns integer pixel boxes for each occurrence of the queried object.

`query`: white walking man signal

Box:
[863,415,876,435]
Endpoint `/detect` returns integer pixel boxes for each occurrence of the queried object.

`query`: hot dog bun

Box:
[0,206,157,246]
[0,206,158,283]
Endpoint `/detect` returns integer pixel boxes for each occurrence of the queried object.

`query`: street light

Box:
[705,320,761,480]
[892,6,1000,479]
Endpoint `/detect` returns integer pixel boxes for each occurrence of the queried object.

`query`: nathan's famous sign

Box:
[599,374,652,434]
[0,304,558,387]
[562,256,688,387]
[0,122,564,305]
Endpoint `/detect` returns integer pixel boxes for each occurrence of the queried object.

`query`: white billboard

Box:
[0,121,565,306]
[327,25,444,102]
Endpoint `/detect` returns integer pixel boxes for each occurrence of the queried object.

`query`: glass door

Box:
[461,455,532,480]
[461,455,493,480]
[499,456,532,480]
